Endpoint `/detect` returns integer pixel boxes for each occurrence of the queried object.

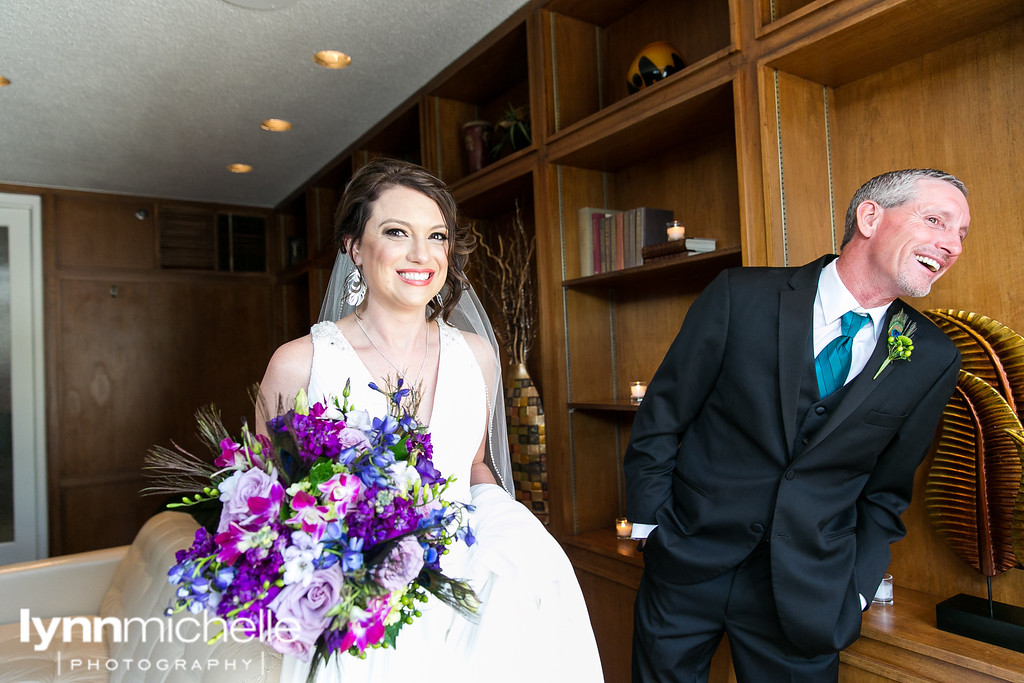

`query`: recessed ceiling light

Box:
[261,118,292,132]
[0,76,10,87]
[313,51,352,69]
[227,163,253,174]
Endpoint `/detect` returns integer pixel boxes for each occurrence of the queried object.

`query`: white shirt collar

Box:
[818,259,890,339]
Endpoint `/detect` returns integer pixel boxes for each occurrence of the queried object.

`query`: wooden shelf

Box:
[449,147,536,216]
[846,587,1024,681]
[561,528,644,590]
[564,246,741,289]
[569,400,640,412]
[542,0,737,135]
[547,75,735,173]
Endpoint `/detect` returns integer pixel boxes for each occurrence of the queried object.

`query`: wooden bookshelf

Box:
[273,0,1024,679]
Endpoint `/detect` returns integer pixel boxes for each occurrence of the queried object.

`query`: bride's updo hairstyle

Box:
[333,157,476,322]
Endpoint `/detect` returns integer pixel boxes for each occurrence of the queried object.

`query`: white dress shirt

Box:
[813,259,889,383]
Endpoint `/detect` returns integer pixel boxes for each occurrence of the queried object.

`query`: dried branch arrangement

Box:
[469,201,536,366]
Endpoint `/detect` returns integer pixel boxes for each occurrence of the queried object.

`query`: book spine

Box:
[577,208,597,277]
[638,208,675,249]
[601,215,613,273]
[615,212,625,271]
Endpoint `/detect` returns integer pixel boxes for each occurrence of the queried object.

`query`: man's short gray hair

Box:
[841,169,967,247]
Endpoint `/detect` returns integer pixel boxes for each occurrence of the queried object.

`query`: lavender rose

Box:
[374,535,426,590]
[266,563,344,661]
[337,426,371,451]
[217,467,281,534]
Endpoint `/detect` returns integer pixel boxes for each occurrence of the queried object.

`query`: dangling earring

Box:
[345,267,367,306]
[435,292,444,309]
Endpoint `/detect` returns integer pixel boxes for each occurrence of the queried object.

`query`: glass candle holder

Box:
[615,517,633,539]
[630,381,648,404]
[872,573,894,604]
[666,220,686,242]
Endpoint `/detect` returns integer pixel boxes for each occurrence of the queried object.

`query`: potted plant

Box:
[490,103,531,159]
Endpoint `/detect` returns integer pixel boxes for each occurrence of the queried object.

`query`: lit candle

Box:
[872,573,894,604]
[630,381,647,403]
[616,517,633,539]
[666,220,685,242]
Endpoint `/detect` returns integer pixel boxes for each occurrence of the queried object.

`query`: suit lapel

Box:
[779,256,833,452]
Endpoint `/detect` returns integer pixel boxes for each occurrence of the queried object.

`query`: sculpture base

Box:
[935,593,1024,653]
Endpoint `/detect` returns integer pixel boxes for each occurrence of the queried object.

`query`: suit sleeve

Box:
[623,269,732,525]
[854,345,960,601]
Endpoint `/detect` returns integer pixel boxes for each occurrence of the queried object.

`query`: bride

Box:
[258,158,603,682]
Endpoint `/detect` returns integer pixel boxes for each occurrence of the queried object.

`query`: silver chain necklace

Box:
[354,314,431,388]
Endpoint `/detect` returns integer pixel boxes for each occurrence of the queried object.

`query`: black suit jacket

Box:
[624,255,960,655]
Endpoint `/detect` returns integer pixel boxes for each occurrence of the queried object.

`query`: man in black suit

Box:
[625,169,970,681]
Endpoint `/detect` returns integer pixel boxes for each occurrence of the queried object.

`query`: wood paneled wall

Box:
[766,14,1024,607]
[0,185,277,556]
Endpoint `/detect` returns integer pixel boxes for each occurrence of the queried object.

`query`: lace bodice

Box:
[307,320,487,504]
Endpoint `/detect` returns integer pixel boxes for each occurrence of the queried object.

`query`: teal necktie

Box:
[815,311,870,399]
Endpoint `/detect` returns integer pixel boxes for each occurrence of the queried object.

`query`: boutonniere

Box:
[874,309,917,379]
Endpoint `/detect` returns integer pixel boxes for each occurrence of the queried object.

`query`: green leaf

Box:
[307,459,335,488]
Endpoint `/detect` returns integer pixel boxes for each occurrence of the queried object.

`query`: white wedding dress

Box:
[278,320,604,682]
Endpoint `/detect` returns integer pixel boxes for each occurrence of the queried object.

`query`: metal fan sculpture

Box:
[923,309,1024,646]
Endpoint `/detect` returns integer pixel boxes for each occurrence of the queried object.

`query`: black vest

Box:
[792,347,853,458]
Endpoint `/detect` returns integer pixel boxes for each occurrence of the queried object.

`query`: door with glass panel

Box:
[0,193,46,565]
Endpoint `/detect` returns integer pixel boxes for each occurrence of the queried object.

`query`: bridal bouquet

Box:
[145,379,478,672]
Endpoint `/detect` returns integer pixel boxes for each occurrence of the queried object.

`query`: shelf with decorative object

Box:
[564,246,741,290]
[541,0,737,136]
[842,587,1024,681]
[423,19,533,185]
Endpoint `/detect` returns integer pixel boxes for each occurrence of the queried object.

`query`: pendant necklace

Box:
[354,314,431,388]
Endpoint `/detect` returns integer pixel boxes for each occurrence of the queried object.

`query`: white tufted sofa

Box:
[0,511,281,683]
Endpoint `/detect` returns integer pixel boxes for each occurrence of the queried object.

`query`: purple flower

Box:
[341,536,364,572]
[218,467,284,533]
[372,415,400,446]
[334,596,390,654]
[174,527,216,566]
[212,566,235,591]
[336,427,371,452]
[373,536,425,590]
[318,473,361,514]
[215,437,248,469]
[414,453,441,486]
[215,541,284,626]
[345,489,419,547]
[266,563,345,662]
[214,522,279,566]
[285,490,332,540]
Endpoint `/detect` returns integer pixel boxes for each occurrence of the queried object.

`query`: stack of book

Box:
[641,236,719,262]
[685,237,716,253]
[577,206,674,276]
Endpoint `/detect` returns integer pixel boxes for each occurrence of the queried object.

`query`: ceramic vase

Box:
[461,120,491,174]
[505,362,549,523]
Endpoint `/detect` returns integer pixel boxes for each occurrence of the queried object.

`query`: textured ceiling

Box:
[0,0,529,208]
